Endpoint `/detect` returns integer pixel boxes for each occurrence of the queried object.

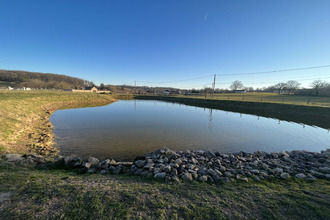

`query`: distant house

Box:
[84,86,98,93]
[232,90,246,93]
[164,90,170,95]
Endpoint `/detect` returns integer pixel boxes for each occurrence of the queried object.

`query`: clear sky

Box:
[1,0,330,89]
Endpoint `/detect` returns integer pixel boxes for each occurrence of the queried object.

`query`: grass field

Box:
[0,165,329,219]
[0,90,115,155]
[159,93,330,108]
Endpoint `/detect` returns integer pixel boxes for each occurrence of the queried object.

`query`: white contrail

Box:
[204,11,209,21]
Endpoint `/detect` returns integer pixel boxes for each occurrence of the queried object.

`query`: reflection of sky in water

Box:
[51,100,330,161]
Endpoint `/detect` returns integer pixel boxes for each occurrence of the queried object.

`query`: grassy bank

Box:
[135,95,330,129]
[0,165,329,219]
[0,91,116,156]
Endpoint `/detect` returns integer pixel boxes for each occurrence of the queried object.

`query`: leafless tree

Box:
[274,83,287,94]
[310,80,329,96]
[230,80,243,90]
[286,80,300,94]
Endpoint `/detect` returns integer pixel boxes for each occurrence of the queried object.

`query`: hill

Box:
[0,70,93,89]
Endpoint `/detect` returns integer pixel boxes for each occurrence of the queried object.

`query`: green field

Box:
[160,93,330,108]
[0,90,115,155]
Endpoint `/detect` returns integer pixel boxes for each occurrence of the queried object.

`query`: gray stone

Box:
[143,163,155,169]
[199,175,208,182]
[224,172,233,177]
[219,165,226,172]
[83,162,92,169]
[171,168,178,176]
[197,169,208,176]
[5,154,23,162]
[182,172,193,181]
[153,168,161,174]
[295,173,306,179]
[274,167,284,174]
[154,172,166,180]
[191,158,198,164]
[113,166,122,174]
[280,172,290,179]
[207,168,217,176]
[319,167,330,174]
[164,165,172,173]
[135,160,147,168]
[174,158,182,165]
[87,168,96,174]
[253,176,260,182]
[99,169,107,174]
[88,157,99,166]
[251,169,260,174]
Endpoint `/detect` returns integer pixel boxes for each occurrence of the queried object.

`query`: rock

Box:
[154,172,166,180]
[219,165,226,172]
[182,172,193,181]
[313,172,326,179]
[220,177,230,183]
[134,169,144,175]
[164,165,172,173]
[251,169,260,174]
[261,163,269,170]
[197,169,208,176]
[112,166,122,174]
[83,162,92,169]
[5,154,23,162]
[172,176,181,183]
[295,173,306,179]
[135,160,146,168]
[174,158,182,165]
[88,157,99,166]
[253,176,260,182]
[199,175,208,182]
[153,168,161,174]
[274,167,284,174]
[191,158,198,164]
[87,168,96,174]
[207,168,217,176]
[143,163,155,169]
[319,167,330,174]
[280,172,290,179]
[99,169,107,174]
[224,172,233,178]
[171,168,178,176]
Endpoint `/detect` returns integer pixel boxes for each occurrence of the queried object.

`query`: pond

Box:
[51,100,330,161]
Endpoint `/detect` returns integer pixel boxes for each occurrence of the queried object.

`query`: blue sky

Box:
[0,0,330,89]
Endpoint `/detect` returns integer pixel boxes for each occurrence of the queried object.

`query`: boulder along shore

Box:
[2,147,330,184]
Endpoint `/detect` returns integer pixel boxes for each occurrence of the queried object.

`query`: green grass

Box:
[0,90,116,155]
[0,166,329,219]
[154,93,330,108]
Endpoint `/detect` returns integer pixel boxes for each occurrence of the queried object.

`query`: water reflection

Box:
[51,100,330,161]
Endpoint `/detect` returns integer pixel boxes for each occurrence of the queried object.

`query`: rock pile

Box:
[2,147,330,184]
[129,147,330,183]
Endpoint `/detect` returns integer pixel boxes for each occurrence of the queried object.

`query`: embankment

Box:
[135,95,330,129]
[0,91,116,156]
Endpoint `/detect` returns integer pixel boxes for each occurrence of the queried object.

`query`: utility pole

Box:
[212,74,216,98]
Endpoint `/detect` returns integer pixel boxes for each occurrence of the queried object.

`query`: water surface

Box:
[51,100,330,161]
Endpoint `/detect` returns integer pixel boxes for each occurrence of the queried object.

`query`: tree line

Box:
[0,70,94,89]
[228,79,330,96]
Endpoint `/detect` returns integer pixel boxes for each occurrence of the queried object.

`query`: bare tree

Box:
[310,80,329,96]
[274,83,287,94]
[286,80,300,94]
[230,80,243,90]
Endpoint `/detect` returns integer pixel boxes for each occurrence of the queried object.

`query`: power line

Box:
[216,64,330,76]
